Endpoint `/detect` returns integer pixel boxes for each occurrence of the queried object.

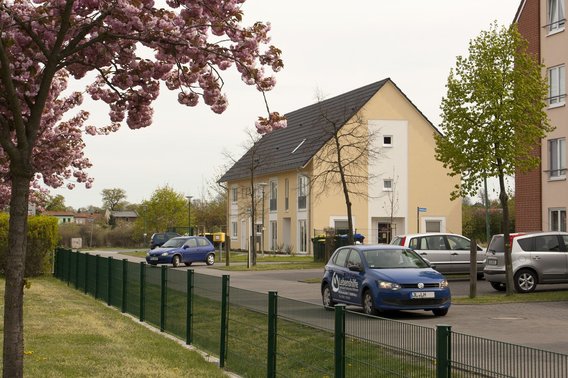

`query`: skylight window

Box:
[291,139,306,154]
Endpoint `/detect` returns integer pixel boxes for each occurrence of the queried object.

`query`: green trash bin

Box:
[312,236,326,262]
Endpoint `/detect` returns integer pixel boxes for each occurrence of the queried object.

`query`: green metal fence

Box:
[53,248,568,378]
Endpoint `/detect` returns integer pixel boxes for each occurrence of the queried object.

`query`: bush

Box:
[0,213,59,276]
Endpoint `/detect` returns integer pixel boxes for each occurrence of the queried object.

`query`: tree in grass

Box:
[101,188,127,211]
[0,1,285,376]
[435,23,551,295]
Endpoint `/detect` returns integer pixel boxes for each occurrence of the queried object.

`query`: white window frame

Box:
[549,208,567,231]
[383,135,393,147]
[231,187,238,203]
[269,180,277,212]
[548,0,566,34]
[231,221,238,238]
[270,220,278,250]
[298,219,308,253]
[549,138,566,179]
[298,175,309,210]
[548,65,566,107]
[383,179,393,191]
[421,217,446,233]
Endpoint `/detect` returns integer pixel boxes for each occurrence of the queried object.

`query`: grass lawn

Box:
[0,277,226,378]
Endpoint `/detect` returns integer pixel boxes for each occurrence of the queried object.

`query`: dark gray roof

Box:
[219,78,405,182]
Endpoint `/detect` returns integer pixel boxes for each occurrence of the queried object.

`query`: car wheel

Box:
[490,281,506,291]
[184,262,192,267]
[514,269,537,293]
[362,290,378,316]
[432,308,449,317]
[322,284,335,310]
[172,255,181,268]
[206,254,215,266]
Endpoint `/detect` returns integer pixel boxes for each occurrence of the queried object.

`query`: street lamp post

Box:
[186,195,193,236]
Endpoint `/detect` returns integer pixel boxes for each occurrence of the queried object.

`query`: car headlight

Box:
[378,281,401,290]
[439,280,449,288]
[161,252,169,256]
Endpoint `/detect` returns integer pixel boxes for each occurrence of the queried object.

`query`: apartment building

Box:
[515,0,567,232]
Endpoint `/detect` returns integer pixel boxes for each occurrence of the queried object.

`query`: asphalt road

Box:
[92,250,568,355]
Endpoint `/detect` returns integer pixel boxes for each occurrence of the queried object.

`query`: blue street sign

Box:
[418,207,427,212]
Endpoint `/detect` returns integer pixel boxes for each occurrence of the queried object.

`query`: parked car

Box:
[321,244,451,316]
[484,231,568,293]
[149,232,180,249]
[390,233,485,277]
[146,236,216,267]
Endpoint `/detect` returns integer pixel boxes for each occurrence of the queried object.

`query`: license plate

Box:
[411,291,435,299]
[486,258,497,265]
[150,257,158,261]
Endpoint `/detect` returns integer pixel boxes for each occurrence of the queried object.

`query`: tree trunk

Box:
[3,172,32,378]
[497,172,514,296]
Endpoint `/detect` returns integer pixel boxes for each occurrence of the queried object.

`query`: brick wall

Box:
[515,0,543,231]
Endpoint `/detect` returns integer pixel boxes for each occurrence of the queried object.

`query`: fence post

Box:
[107,256,113,306]
[186,269,194,345]
[84,253,89,294]
[140,262,146,322]
[74,252,79,289]
[122,259,128,313]
[436,324,452,378]
[335,304,346,378]
[95,254,100,299]
[66,250,71,286]
[160,265,167,332]
[267,291,278,378]
[219,274,230,368]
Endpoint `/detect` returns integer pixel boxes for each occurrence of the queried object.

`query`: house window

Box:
[550,208,567,231]
[231,187,238,203]
[231,222,238,238]
[270,221,278,250]
[383,179,393,191]
[298,175,308,210]
[425,220,441,233]
[298,219,307,253]
[269,180,277,211]
[334,220,349,234]
[285,178,289,210]
[548,65,566,106]
[549,138,566,178]
[548,0,565,33]
[383,135,393,147]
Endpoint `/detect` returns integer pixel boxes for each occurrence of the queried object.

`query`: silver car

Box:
[484,231,568,293]
[390,233,485,277]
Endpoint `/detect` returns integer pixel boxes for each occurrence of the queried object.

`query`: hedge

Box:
[0,214,59,276]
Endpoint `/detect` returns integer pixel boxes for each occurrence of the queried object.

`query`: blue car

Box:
[146,236,216,267]
[321,244,451,316]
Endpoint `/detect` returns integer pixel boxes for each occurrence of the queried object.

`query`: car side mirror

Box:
[348,263,363,272]
[183,245,189,249]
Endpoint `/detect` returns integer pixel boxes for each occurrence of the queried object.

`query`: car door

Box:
[411,235,451,273]
[446,235,479,274]
[329,248,354,305]
[344,249,365,304]
[196,237,212,261]
[532,235,568,282]
[182,238,198,262]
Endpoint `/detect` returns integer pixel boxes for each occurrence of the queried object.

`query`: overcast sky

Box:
[53,0,520,209]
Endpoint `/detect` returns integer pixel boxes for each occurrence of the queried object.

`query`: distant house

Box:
[219,78,461,254]
[74,212,98,225]
[43,211,75,224]
[105,210,138,224]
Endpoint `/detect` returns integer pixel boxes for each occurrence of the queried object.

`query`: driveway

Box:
[92,250,568,354]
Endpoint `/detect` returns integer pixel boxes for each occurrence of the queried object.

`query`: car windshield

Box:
[161,238,186,248]
[363,248,429,269]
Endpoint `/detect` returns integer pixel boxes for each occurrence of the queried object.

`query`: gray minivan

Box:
[484,231,568,293]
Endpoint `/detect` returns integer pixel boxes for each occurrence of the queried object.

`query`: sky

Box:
[53,0,521,210]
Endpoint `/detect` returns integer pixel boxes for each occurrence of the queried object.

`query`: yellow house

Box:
[219,79,461,254]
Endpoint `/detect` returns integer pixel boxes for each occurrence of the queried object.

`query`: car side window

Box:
[534,235,561,252]
[446,235,470,250]
[185,238,198,248]
[424,236,446,250]
[562,236,568,252]
[333,248,350,267]
[517,238,534,251]
[409,237,420,250]
[197,238,209,246]
[347,250,362,268]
